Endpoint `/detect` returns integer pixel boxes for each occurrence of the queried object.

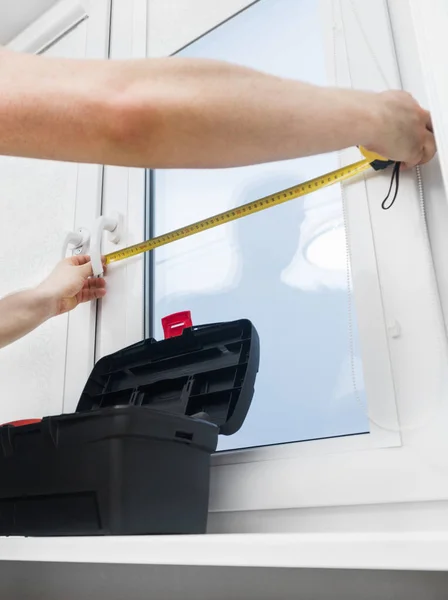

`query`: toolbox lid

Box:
[77,319,259,436]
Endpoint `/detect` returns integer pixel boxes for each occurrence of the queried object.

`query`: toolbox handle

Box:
[162,311,193,339]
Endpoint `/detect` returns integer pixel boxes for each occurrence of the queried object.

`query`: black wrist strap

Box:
[381,162,401,210]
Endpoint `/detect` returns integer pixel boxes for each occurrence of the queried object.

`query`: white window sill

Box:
[0,532,447,572]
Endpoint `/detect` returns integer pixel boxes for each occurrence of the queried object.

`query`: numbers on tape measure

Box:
[105,159,372,265]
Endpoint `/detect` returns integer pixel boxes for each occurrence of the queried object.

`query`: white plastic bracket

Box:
[90,212,123,276]
[61,227,90,259]
[387,319,401,339]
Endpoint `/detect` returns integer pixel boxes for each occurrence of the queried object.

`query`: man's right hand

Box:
[366,90,436,169]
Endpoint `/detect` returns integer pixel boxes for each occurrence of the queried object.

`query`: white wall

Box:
[0,0,109,423]
[0,0,59,44]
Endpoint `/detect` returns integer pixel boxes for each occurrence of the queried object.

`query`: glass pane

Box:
[149,0,369,451]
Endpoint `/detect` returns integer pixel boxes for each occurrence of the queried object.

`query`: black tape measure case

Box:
[0,318,259,536]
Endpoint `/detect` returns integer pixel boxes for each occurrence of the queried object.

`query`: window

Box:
[148,0,371,451]
[97,0,448,528]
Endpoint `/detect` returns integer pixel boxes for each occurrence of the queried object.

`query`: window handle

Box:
[61,228,90,260]
[90,213,122,276]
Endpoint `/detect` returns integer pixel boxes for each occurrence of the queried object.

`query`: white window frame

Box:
[408,0,448,196]
[62,0,112,411]
[95,0,148,361]
[97,0,448,530]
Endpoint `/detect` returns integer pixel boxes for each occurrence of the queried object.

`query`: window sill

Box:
[0,532,447,571]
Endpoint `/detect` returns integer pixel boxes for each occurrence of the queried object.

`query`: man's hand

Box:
[0,255,106,350]
[36,255,106,317]
[366,90,436,169]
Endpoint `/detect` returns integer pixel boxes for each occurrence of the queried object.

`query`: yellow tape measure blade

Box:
[105,157,372,266]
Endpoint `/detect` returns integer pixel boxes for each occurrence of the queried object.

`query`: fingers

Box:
[64,254,93,278]
[68,255,107,278]
[420,137,437,165]
[78,287,107,304]
[78,260,94,279]
[83,277,106,291]
[419,110,436,164]
[414,130,437,167]
[80,276,106,304]
[401,151,422,170]
[401,131,436,169]
[70,255,91,267]
[424,110,433,133]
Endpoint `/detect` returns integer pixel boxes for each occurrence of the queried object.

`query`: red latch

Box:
[1,419,41,428]
[162,311,193,339]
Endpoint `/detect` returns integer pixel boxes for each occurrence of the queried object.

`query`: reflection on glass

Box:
[150,0,369,450]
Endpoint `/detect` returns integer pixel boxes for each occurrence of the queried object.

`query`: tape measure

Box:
[104,147,393,267]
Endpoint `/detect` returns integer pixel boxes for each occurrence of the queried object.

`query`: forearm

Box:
[112,58,379,168]
[0,49,380,168]
[0,289,54,350]
[0,47,115,165]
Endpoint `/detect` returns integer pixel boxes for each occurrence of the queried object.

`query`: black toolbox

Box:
[0,317,259,536]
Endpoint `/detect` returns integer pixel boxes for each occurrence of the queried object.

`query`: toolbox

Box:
[0,316,259,536]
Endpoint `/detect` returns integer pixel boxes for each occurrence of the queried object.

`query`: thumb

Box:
[77,260,94,279]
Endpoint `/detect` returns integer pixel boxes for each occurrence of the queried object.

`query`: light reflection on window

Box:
[150,0,369,450]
